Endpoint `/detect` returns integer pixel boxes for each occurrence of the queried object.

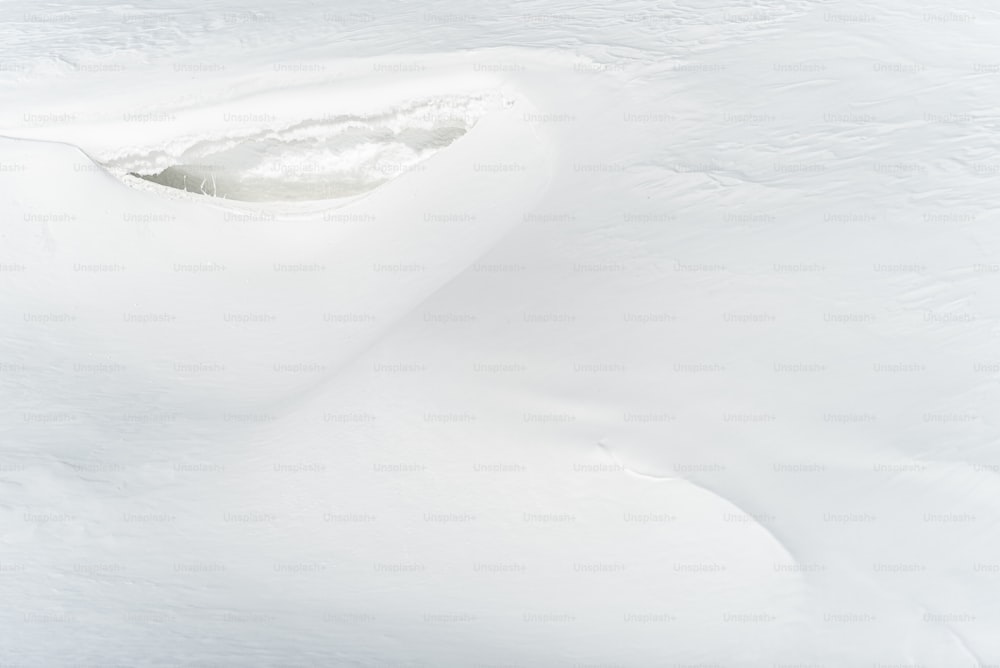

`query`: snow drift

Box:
[2,2,1000,666]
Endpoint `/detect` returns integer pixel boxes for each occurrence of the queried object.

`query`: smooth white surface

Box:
[1,1,999,665]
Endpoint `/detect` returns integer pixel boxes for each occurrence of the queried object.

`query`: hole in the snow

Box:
[110,94,494,202]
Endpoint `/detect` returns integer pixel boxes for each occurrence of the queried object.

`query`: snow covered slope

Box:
[2,1,1000,665]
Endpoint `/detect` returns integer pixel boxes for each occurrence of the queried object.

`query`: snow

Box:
[2,1,1000,665]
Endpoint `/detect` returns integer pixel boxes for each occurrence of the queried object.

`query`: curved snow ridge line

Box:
[597,439,806,574]
[0,47,570,150]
